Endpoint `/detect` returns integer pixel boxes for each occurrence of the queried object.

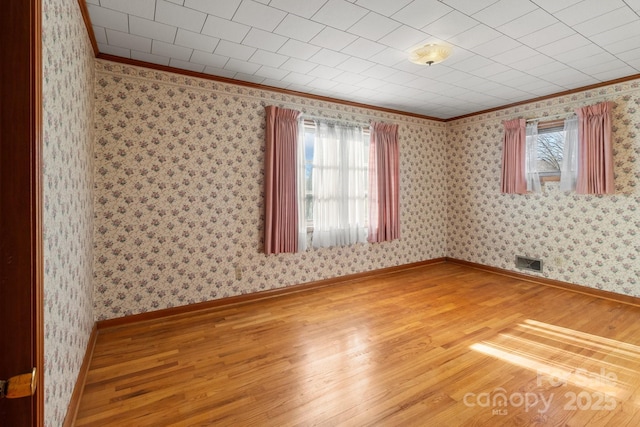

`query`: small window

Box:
[536,123,564,180]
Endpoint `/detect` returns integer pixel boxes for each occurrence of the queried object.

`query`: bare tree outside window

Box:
[537,127,564,173]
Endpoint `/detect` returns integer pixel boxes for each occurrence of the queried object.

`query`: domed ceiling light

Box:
[409,44,452,66]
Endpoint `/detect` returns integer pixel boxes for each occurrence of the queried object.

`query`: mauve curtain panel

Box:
[575,101,615,195]
[368,122,400,243]
[501,118,527,194]
[264,105,301,254]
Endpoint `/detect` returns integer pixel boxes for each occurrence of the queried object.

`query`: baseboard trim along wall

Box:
[96,258,447,331]
[445,258,640,308]
[94,255,640,332]
[67,257,640,421]
[63,324,98,427]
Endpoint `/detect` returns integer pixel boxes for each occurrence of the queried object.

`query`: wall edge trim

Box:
[62,324,98,427]
[446,258,640,307]
[75,1,640,122]
[77,0,98,56]
[96,258,447,330]
[95,54,447,122]
[445,74,640,122]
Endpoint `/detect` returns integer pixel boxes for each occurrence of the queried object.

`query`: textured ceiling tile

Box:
[497,8,558,39]
[530,0,583,14]
[280,58,318,74]
[100,0,156,20]
[517,22,574,49]
[274,14,325,42]
[214,40,256,61]
[378,25,431,51]
[309,27,359,51]
[155,0,207,32]
[347,12,401,41]
[392,0,452,29]
[151,40,193,61]
[439,0,499,15]
[232,0,287,32]
[311,0,369,30]
[129,16,177,44]
[87,0,640,118]
[268,0,328,19]
[340,38,387,60]
[554,0,626,26]
[106,29,152,52]
[308,49,350,67]
[472,0,537,28]
[184,0,241,19]
[87,4,129,33]
[190,50,229,68]
[277,39,321,60]
[201,15,250,43]
[571,7,636,37]
[250,49,290,67]
[368,47,409,67]
[224,58,262,74]
[242,28,288,52]
[174,29,219,52]
[131,50,170,65]
[354,0,413,16]
[336,57,375,74]
[424,11,480,40]
[169,58,205,72]
[448,24,501,49]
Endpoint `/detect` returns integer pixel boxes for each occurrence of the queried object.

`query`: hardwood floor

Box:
[75,263,640,426]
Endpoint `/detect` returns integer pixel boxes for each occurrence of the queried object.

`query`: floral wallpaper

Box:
[42,0,95,425]
[37,7,640,420]
[92,61,448,320]
[447,80,640,297]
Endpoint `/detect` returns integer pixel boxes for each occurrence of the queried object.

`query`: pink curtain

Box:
[264,106,300,254]
[501,118,527,194]
[575,101,615,195]
[368,122,400,243]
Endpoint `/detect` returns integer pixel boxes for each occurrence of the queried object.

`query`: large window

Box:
[300,120,370,248]
[302,121,369,228]
[263,106,399,254]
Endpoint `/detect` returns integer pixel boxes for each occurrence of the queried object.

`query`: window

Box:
[300,119,370,248]
[263,105,399,254]
[536,122,564,180]
[504,102,613,196]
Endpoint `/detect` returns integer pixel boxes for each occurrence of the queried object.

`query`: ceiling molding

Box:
[77,0,98,56]
[446,73,640,122]
[96,53,447,122]
[77,0,640,123]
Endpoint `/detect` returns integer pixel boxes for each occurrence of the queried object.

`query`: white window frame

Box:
[301,119,370,231]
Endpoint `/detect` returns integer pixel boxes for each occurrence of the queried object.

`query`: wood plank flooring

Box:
[75,263,640,426]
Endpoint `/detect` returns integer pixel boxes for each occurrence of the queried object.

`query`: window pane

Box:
[537,126,563,173]
[301,125,370,229]
[304,130,314,224]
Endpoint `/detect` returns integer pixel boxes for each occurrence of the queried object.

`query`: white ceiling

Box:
[86,0,640,119]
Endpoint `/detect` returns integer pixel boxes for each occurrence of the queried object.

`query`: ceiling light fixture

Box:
[409,44,452,66]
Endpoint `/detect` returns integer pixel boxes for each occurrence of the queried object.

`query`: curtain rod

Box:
[526,111,576,123]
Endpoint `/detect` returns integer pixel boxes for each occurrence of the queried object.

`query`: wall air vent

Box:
[515,256,543,273]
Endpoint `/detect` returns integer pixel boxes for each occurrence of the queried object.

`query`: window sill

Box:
[540,175,560,183]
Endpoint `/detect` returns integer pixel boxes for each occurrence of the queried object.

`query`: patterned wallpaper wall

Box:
[42,0,95,425]
[93,61,448,320]
[447,80,640,297]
